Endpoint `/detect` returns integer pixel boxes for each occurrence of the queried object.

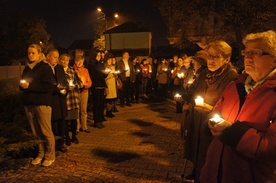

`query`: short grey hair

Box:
[242,30,276,57]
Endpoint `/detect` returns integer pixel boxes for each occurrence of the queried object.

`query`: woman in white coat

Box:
[104,53,118,118]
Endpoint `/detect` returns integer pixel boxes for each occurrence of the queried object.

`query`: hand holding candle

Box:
[208,114,231,136]
[20,79,29,89]
[115,70,121,74]
[174,93,183,102]
[209,114,224,125]
[68,79,75,90]
[195,96,204,106]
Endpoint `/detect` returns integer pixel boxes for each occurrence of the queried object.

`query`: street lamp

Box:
[97,7,119,30]
[97,7,107,30]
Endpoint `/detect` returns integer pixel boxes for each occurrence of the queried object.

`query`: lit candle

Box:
[171,70,174,74]
[68,79,74,87]
[137,69,140,72]
[163,68,168,72]
[188,79,194,84]
[174,93,181,98]
[114,70,120,74]
[210,114,224,125]
[195,96,204,106]
[105,68,111,73]
[20,79,26,84]
[178,73,184,78]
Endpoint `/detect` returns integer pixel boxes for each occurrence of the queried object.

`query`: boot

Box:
[106,111,115,118]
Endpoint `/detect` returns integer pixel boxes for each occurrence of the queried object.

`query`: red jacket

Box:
[200,73,276,183]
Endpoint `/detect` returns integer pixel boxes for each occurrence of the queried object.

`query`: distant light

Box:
[114,13,119,18]
[97,8,102,12]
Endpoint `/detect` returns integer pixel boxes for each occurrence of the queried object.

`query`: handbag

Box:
[116,78,123,90]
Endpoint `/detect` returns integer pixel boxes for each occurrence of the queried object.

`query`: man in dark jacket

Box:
[117,51,136,107]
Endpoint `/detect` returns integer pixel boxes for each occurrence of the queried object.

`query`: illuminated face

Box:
[28,47,41,62]
[96,52,101,61]
[59,56,70,68]
[122,52,129,60]
[107,58,112,66]
[183,58,191,67]
[75,57,84,67]
[243,40,276,81]
[207,47,229,72]
[47,51,59,66]
[177,58,183,66]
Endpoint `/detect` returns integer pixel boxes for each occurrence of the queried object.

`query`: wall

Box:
[0,65,24,80]
[105,32,152,56]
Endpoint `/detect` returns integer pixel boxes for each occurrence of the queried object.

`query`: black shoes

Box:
[80,129,90,133]
[112,108,119,112]
[94,123,105,129]
[106,111,115,118]
[71,137,79,144]
[184,174,195,182]
[57,146,68,153]
[65,138,71,146]
[126,103,133,107]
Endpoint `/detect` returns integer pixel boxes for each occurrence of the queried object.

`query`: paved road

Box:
[0,96,192,183]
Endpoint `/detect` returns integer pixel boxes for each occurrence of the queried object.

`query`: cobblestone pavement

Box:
[0,96,192,183]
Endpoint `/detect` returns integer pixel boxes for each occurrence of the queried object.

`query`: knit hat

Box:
[192,50,207,67]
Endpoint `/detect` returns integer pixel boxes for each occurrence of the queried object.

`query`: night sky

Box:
[3,0,168,48]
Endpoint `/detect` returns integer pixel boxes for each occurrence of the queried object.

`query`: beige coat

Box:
[105,66,117,99]
[157,63,169,84]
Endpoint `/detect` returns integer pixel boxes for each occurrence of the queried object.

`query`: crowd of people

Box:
[19,29,276,183]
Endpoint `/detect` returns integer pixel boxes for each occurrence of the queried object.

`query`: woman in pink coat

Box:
[200,30,276,183]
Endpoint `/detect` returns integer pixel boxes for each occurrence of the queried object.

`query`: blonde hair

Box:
[207,40,232,59]
[59,53,71,60]
[28,44,42,53]
[242,30,276,57]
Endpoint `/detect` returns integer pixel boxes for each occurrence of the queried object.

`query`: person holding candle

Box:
[133,56,142,103]
[59,53,83,145]
[104,53,118,118]
[117,51,136,106]
[171,57,187,113]
[46,49,69,154]
[200,30,276,183]
[19,43,55,167]
[140,58,151,99]
[157,58,169,99]
[74,55,92,132]
[88,51,108,129]
[183,41,238,182]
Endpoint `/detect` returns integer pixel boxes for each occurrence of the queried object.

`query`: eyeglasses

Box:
[206,54,223,60]
[241,49,271,57]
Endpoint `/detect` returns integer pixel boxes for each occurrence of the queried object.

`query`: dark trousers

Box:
[120,77,131,105]
[52,118,66,149]
[159,83,168,98]
[65,119,77,140]
[92,88,105,124]
[134,82,141,102]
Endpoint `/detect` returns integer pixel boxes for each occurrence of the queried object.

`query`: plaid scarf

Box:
[205,63,229,84]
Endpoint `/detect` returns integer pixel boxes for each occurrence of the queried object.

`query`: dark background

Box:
[3,0,168,48]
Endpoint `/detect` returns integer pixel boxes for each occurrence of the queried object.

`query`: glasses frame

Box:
[241,49,271,57]
[206,54,223,61]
